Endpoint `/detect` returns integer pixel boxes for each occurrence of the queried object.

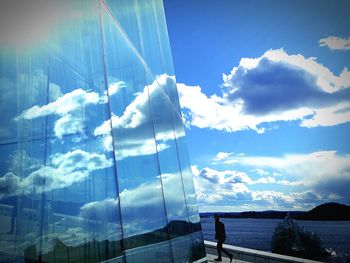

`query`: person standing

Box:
[214,214,233,262]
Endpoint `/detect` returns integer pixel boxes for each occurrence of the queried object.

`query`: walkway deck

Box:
[204,240,323,263]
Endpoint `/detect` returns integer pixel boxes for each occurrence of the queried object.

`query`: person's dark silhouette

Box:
[214,214,233,262]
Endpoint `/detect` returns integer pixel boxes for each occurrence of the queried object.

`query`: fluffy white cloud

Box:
[80,172,191,237]
[95,75,183,160]
[108,81,127,96]
[191,160,344,211]
[240,151,349,180]
[191,166,252,206]
[252,190,294,204]
[8,150,41,173]
[18,88,99,119]
[214,150,350,189]
[214,152,234,161]
[0,172,21,195]
[0,149,113,199]
[178,49,350,133]
[198,167,253,185]
[277,180,304,186]
[237,151,350,196]
[0,70,61,139]
[300,102,350,128]
[18,88,100,138]
[319,36,350,51]
[80,198,119,221]
[251,168,270,176]
[95,75,178,134]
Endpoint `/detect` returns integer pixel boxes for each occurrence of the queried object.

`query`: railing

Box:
[204,241,323,263]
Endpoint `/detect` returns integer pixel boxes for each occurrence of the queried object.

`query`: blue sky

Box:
[163,0,350,212]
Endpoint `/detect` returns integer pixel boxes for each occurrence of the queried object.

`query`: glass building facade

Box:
[0,0,206,262]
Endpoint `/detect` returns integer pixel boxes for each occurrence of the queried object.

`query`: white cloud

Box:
[80,198,119,221]
[8,150,41,173]
[94,75,182,160]
[239,151,350,196]
[0,172,21,195]
[0,149,113,199]
[192,166,252,205]
[253,176,276,184]
[251,168,270,176]
[300,102,350,128]
[108,81,127,96]
[319,36,350,51]
[178,49,350,133]
[191,159,347,211]
[240,151,349,181]
[18,88,99,118]
[18,88,100,138]
[252,190,294,204]
[95,75,177,134]
[51,149,112,172]
[0,70,61,139]
[277,180,304,186]
[197,167,253,185]
[116,139,169,160]
[214,152,234,161]
[99,133,170,160]
[79,172,190,237]
[224,48,349,93]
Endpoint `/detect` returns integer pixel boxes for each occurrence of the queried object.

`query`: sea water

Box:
[200,217,350,254]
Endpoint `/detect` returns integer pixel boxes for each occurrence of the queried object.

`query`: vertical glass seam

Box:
[133,1,174,261]
[38,56,51,263]
[98,0,125,258]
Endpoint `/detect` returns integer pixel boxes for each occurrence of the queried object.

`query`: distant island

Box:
[200,202,350,221]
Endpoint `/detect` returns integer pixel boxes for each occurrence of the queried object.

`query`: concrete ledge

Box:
[204,240,323,263]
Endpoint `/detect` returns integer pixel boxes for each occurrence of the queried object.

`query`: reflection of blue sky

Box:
[80,171,192,237]
[0,149,113,200]
[1,63,185,197]
[0,1,203,260]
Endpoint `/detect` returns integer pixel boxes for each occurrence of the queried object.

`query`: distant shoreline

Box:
[200,202,350,221]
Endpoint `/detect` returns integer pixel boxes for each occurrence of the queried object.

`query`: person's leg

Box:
[221,241,233,262]
[216,240,223,260]
[222,246,232,257]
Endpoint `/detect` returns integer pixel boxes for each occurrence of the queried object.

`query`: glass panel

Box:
[98,2,173,262]
[149,76,194,263]
[105,0,174,76]
[0,1,123,262]
[0,0,206,262]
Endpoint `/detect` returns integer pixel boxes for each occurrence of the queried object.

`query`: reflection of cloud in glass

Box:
[80,172,189,237]
[8,150,41,173]
[107,81,127,96]
[95,75,183,160]
[16,80,129,140]
[80,198,119,221]
[100,81,127,103]
[0,70,61,138]
[102,135,169,160]
[17,88,100,138]
[0,223,121,257]
[0,149,112,199]
[95,75,177,134]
